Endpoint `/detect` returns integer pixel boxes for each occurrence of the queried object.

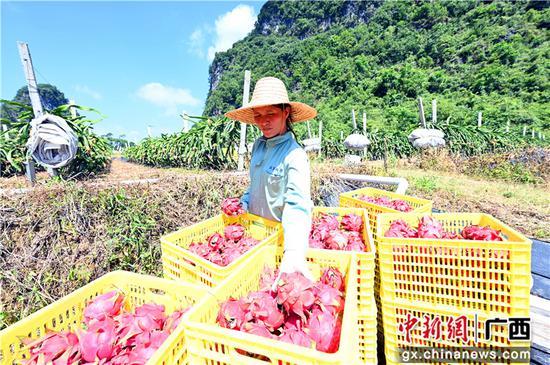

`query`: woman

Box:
[225,76,316,285]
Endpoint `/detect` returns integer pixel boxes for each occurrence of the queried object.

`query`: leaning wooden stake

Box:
[237,70,251,171]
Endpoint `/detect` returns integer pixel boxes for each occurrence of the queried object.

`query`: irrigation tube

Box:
[337,174,409,194]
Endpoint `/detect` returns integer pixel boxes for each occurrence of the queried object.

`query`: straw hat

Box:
[225,77,317,124]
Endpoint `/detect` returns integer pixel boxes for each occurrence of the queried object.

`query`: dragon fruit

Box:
[417,216,445,238]
[217,298,248,330]
[390,199,413,212]
[462,225,503,241]
[243,291,284,331]
[216,268,346,354]
[276,272,316,321]
[384,219,418,238]
[345,231,365,251]
[224,224,245,242]
[340,214,363,232]
[207,233,225,250]
[320,267,345,292]
[385,217,505,242]
[221,197,245,216]
[306,308,341,353]
[241,322,274,339]
[279,328,312,347]
[83,290,124,325]
[79,317,118,362]
[317,214,339,231]
[23,331,80,365]
[308,237,325,249]
[359,195,412,212]
[325,230,349,250]
[313,283,344,315]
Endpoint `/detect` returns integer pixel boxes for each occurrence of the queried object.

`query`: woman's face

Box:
[252,105,290,138]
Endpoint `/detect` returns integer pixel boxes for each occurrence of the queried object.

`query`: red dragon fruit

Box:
[417,216,445,239]
[313,283,344,315]
[224,224,245,242]
[340,214,363,232]
[385,220,418,238]
[306,308,341,353]
[308,237,325,249]
[462,225,503,241]
[345,231,365,251]
[207,232,225,250]
[317,214,340,231]
[390,199,413,212]
[283,313,305,331]
[83,290,124,325]
[79,317,118,362]
[217,298,248,330]
[221,197,245,216]
[279,328,312,347]
[320,267,345,292]
[325,230,349,250]
[241,322,274,339]
[276,272,316,321]
[23,331,80,365]
[243,291,284,331]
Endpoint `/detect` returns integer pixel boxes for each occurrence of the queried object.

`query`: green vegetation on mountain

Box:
[204,0,549,144]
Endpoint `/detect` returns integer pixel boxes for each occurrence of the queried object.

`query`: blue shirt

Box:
[241,131,313,254]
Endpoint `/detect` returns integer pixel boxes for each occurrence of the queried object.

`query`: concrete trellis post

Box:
[477,112,482,127]
[418,97,426,128]
[432,99,437,125]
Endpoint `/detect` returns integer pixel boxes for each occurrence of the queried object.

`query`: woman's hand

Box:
[271,250,313,292]
[221,197,245,216]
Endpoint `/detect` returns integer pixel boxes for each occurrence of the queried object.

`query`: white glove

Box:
[271,249,313,292]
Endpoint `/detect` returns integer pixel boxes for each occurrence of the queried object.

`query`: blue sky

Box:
[2,0,266,142]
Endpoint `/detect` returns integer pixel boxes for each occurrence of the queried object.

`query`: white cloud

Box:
[74,85,102,100]
[188,28,205,58]
[205,4,256,61]
[136,82,201,116]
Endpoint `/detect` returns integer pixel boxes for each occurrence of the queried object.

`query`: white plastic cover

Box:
[26,114,78,168]
[344,133,370,150]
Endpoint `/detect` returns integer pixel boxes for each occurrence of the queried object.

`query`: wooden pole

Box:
[17,41,39,183]
[418,97,426,128]
[237,70,251,171]
[477,112,482,127]
[432,99,437,125]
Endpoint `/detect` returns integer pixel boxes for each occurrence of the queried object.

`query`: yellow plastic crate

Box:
[339,187,432,244]
[311,207,376,313]
[376,212,531,310]
[357,298,378,364]
[339,187,432,340]
[0,271,208,365]
[184,244,361,365]
[161,212,280,288]
[381,299,531,365]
